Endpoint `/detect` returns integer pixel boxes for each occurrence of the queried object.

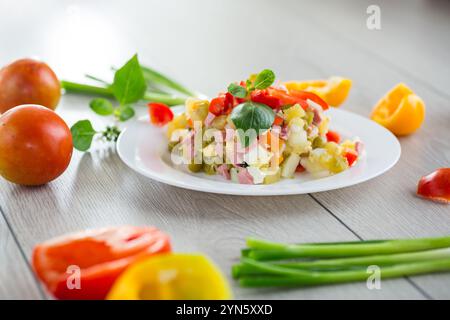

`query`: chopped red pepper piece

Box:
[289,90,329,110]
[417,168,450,204]
[32,226,171,300]
[295,164,306,173]
[326,130,341,143]
[250,90,283,109]
[209,95,226,116]
[148,102,174,126]
[273,115,284,126]
[344,150,358,167]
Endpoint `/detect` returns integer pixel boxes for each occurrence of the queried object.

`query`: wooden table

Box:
[1,0,449,300]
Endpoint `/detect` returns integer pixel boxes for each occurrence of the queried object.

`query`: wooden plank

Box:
[292,1,450,299]
[0,133,424,299]
[0,209,43,299]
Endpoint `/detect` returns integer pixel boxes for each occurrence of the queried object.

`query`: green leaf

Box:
[70,120,97,152]
[228,83,247,98]
[114,105,135,122]
[112,54,147,105]
[230,101,275,147]
[89,98,114,116]
[254,69,275,90]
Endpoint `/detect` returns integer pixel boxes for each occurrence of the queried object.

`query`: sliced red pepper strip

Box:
[148,102,174,126]
[268,88,308,110]
[289,90,329,110]
[32,226,171,300]
[250,90,283,109]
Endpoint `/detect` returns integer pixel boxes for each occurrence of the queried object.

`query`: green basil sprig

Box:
[230,101,275,147]
[227,69,276,99]
[71,54,147,151]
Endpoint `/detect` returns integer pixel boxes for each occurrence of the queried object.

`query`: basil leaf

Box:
[89,98,114,116]
[70,120,97,151]
[254,69,275,90]
[115,105,135,122]
[228,83,247,98]
[230,101,275,147]
[112,54,147,105]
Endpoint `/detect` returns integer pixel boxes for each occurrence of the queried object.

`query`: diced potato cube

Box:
[263,168,281,184]
[186,98,209,122]
[211,115,228,130]
[281,153,301,178]
[284,104,306,123]
[167,113,188,139]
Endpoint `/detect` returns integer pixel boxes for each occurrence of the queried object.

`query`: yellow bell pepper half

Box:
[370,83,425,136]
[284,76,352,107]
[107,253,232,300]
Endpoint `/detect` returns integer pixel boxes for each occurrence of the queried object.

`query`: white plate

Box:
[117,107,400,196]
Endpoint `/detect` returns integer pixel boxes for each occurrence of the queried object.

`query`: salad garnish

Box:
[166,69,363,185]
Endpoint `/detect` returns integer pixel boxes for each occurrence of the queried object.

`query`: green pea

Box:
[188,163,203,173]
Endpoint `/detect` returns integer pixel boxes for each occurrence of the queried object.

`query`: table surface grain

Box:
[0,0,449,300]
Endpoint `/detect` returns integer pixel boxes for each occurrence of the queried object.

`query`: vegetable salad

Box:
[166,70,363,185]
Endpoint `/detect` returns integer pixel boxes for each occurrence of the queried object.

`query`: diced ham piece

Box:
[312,107,323,125]
[280,126,289,140]
[355,141,364,155]
[237,168,254,184]
[217,164,231,180]
[204,112,216,127]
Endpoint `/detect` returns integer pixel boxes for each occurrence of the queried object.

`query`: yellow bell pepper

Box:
[107,253,232,300]
[284,77,352,107]
[370,83,425,136]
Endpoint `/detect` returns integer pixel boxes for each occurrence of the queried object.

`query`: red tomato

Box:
[148,102,174,126]
[268,88,308,109]
[250,90,283,109]
[209,93,236,116]
[289,90,329,110]
[224,92,236,114]
[0,59,61,113]
[344,150,358,166]
[417,168,450,204]
[326,130,341,143]
[32,226,172,300]
[209,96,226,116]
[0,105,72,185]
[296,164,306,173]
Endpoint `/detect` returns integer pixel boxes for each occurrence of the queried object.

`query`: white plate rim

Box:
[117,107,401,196]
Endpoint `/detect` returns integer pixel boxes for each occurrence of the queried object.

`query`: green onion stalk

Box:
[233,236,450,288]
[61,80,186,106]
[237,257,450,287]
[233,247,450,277]
[245,236,450,260]
[140,65,197,97]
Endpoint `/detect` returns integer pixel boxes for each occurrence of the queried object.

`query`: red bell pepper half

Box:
[32,226,171,300]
